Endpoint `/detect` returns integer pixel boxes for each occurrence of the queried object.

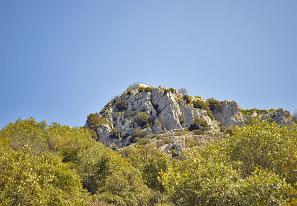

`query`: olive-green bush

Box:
[188,118,209,131]
[135,112,150,128]
[0,144,88,206]
[115,99,128,112]
[207,98,222,112]
[87,113,108,130]
[1,118,296,206]
[160,121,297,206]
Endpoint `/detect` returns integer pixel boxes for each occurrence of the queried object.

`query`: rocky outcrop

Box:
[86,83,295,148]
[242,108,295,125]
[86,84,220,147]
[293,113,297,122]
[211,100,244,127]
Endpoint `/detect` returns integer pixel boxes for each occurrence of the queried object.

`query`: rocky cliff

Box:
[86,83,295,148]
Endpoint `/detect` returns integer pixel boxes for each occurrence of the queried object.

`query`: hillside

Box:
[86,83,295,155]
[0,84,296,206]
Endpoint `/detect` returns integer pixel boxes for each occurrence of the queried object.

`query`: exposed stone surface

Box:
[86,84,295,148]
[212,101,244,127]
[242,108,295,125]
[294,113,297,122]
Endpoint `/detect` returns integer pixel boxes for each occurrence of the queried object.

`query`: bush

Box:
[156,136,171,147]
[0,119,152,206]
[87,114,108,130]
[79,145,152,206]
[138,86,152,93]
[192,98,208,110]
[121,145,171,192]
[188,118,209,131]
[135,112,150,128]
[0,144,88,205]
[137,138,151,145]
[192,98,215,120]
[229,121,297,184]
[110,128,121,139]
[92,192,126,206]
[207,98,222,112]
[131,128,149,139]
[183,95,192,104]
[161,159,295,206]
[164,88,176,94]
[115,99,128,112]
[169,88,176,93]
[0,118,48,154]
[160,121,297,206]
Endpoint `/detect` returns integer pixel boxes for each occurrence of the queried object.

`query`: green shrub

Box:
[0,118,48,154]
[178,115,184,125]
[87,113,108,130]
[160,121,297,206]
[156,136,171,147]
[115,99,128,112]
[183,95,192,104]
[92,192,126,206]
[161,159,295,206]
[0,119,152,206]
[184,137,198,148]
[207,98,222,112]
[154,119,162,127]
[121,145,171,192]
[137,138,151,145]
[174,129,188,136]
[229,121,297,183]
[192,98,215,119]
[131,128,149,139]
[76,137,152,206]
[135,112,150,128]
[164,88,176,94]
[110,128,121,139]
[169,88,176,93]
[188,118,209,131]
[192,98,208,110]
[138,86,152,93]
[192,129,205,135]
[0,144,88,206]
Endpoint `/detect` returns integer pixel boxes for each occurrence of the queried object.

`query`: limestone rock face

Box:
[243,108,295,125]
[151,89,182,131]
[212,101,244,127]
[86,84,219,147]
[269,109,293,125]
[293,113,297,122]
[96,124,113,145]
[85,84,295,148]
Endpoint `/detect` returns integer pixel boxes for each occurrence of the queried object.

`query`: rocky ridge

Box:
[86,83,295,150]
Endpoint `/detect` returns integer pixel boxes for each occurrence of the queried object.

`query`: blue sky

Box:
[0,0,296,128]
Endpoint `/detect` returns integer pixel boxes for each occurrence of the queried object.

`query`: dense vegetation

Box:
[0,118,296,205]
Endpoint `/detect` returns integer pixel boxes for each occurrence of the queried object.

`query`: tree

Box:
[0,144,89,206]
[160,121,297,205]
[229,120,297,184]
[178,88,187,96]
[121,145,171,191]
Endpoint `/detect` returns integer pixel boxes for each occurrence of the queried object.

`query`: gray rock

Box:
[86,84,294,148]
[212,101,244,127]
[96,124,113,145]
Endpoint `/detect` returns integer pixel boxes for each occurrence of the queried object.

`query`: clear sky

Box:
[1,0,296,128]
